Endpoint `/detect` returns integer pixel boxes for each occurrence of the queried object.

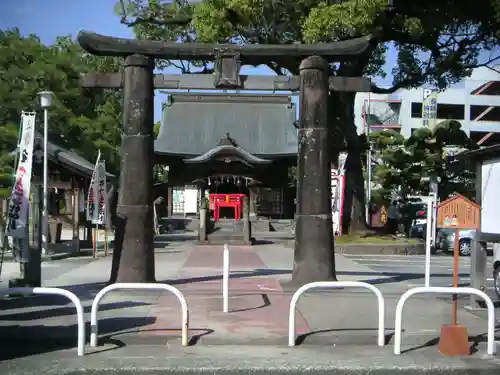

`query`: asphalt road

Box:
[0,256,96,289]
[343,253,495,290]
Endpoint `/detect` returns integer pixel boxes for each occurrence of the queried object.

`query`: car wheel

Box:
[459,239,472,256]
[494,265,500,300]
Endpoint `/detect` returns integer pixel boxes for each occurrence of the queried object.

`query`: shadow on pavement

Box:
[155,234,198,243]
[336,271,471,285]
[0,316,156,361]
[95,328,215,349]
[398,324,500,355]
[229,294,271,313]
[160,268,291,285]
[0,300,151,321]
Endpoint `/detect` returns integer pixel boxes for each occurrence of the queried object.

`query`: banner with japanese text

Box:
[86,151,101,224]
[6,111,36,238]
[96,160,107,226]
[422,90,438,128]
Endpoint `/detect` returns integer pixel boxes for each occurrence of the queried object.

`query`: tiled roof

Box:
[155,93,298,157]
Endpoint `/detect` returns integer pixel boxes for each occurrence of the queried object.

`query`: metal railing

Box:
[0,287,85,356]
[394,286,496,355]
[288,281,385,347]
[90,283,189,347]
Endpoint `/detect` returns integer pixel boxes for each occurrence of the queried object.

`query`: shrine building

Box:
[154,93,298,220]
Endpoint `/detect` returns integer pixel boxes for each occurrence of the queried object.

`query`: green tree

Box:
[370,120,477,207]
[115,0,499,235]
[0,29,123,197]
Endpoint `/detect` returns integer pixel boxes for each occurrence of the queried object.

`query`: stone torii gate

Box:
[77,31,372,284]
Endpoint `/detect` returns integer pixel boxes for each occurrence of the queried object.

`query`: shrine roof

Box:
[183,134,272,165]
[154,93,298,157]
[33,133,115,181]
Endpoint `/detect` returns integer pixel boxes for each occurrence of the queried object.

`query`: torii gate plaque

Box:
[77,31,372,285]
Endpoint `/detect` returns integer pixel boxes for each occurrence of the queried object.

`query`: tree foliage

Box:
[370,121,477,206]
[115,0,500,232]
[0,29,123,197]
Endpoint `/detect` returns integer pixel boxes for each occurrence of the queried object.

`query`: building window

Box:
[411,103,422,118]
[470,131,500,146]
[436,104,465,120]
[470,81,500,95]
[411,102,464,119]
[470,105,500,121]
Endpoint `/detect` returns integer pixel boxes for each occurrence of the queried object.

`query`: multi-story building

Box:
[355,66,500,146]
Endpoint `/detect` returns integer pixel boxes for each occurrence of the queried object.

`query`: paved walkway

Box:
[0,240,499,371]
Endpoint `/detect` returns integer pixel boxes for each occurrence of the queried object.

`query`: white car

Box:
[494,246,500,299]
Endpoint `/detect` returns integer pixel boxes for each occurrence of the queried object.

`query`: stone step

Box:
[159,217,199,232]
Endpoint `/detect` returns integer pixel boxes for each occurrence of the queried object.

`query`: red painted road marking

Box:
[140,244,311,338]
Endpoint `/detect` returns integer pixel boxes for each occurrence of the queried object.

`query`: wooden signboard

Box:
[436,193,480,355]
[436,194,480,230]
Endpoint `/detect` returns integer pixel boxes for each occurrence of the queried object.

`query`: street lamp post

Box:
[38,91,53,256]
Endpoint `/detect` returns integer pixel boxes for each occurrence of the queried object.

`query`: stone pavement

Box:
[0,240,499,373]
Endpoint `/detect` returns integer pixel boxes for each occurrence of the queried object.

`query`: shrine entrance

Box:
[78,30,372,284]
[203,175,251,220]
[208,178,249,195]
[157,95,293,221]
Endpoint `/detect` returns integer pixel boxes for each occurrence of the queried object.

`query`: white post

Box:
[288,281,385,348]
[394,286,496,355]
[424,196,432,287]
[90,283,189,347]
[430,191,438,248]
[1,287,85,356]
[366,147,372,225]
[223,244,229,313]
[38,91,53,256]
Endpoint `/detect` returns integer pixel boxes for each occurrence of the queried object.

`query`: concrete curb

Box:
[283,240,425,255]
[1,344,499,374]
[1,251,88,263]
[335,243,425,255]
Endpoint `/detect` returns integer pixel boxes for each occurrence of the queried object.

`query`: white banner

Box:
[331,168,346,236]
[86,151,101,223]
[422,90,438,128]
[96,160,107,225]
[6,112,36,238]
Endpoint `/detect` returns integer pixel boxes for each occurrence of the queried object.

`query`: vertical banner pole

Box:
[87,150,101,259]
[92,227,97,259]
[104,228,108,256]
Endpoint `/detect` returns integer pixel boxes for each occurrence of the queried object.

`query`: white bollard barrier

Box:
[90,283,189,347]
[424,197,433,287]
[223,244,229,313]
[1,287,85,356]
[288,281,385,347]
[394,286,496,355]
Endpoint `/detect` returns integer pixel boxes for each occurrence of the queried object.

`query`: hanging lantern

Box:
[236,177,242,187]
[208,177,211,186]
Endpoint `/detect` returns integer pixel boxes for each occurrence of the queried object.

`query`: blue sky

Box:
[1,0,497,121]
[1,0,303,121]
